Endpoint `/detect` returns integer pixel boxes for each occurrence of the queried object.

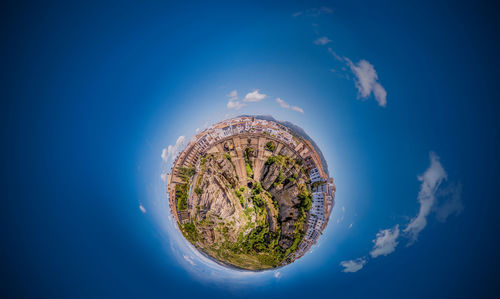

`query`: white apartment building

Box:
[309,167,322,183]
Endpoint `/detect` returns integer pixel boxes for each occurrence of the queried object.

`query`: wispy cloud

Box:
[227,90,238,101]
[435,183,463,222]
[291,106,304,113]
[326,49,387,106]
[340,258,366,273]
[243,90,267,102]
[340,152,462,273]
[160,172,167,182]
[161,135,186,163]
[404,152,447,243]
[293,7,333,18]
[227,100,246,110]
[183,255,196,266]
[314,36,332,45]
[370,225,400,258]
[226,90,246,110]
[345,58,387,107]
[276,98,304,114]
[328,48,344,62]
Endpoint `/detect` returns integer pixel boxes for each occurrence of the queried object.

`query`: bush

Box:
[246,163,253,178]
[183,222,198,243]
[253,194,264,208]
[175,183,189,211]
[178,166,196,182]
[266,155,286,166]
[275,170,285,185]
[265,141,275,152]
[298,189,312,211]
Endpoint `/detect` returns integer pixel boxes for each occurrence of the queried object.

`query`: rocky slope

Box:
[178,146,312,270]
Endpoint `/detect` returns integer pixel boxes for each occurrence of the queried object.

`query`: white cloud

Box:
[276,97,290,108]
[227,100,246,110]
[435,183,463,222]
[339,152,462,274]
[183,255,196,266]
[314,36,332,45]
[327,48,343,62]
[160,172,167,182]
[274,271,282,279]
[348,223,353,229]
[373,82,387,107]
[404,152,447,243]
[226,90,246,110]
[293,7,333,18]
[370,225,400,258]
[227,90,238,101]
[243,90,267,102]
[276,98,304,114]
[139,204,146,213]
[316,7,333,15]
[345,58,387,107]
[340,258,366,273]
[161,135,186,163]
[161,148,167,161]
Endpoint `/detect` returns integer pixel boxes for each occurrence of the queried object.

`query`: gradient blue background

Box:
[1,0,499,298]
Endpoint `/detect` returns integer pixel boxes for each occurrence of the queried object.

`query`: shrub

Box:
[183,222,198,243]
[265,141,275,152]
[175,183,189,211]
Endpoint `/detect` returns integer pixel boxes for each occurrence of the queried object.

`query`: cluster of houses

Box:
[290,177,336,263]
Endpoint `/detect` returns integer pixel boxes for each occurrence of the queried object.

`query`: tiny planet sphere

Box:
[166,115,335,270]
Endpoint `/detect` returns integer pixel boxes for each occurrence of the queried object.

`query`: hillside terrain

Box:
[177,143,312,270]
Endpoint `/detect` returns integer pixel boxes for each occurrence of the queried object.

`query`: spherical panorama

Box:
[166,115,335,270]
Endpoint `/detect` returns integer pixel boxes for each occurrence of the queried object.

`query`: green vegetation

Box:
[265,141,276,152]
[178,165,195,182]
[246,164,253,179]
[235,188,245,208]
[284,232,303,258]
[195,171,204,195]
[273,170,286,187]
[244,147,254,179]
[284,176,295,185]
[266,155,285,166]
[206,223,285,269]
[183,222,198,243]
[175,183,189,211]
[175,165,196,211]
[298,184,312,211]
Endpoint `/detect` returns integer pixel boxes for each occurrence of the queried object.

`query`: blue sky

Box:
[1,0,499,298]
